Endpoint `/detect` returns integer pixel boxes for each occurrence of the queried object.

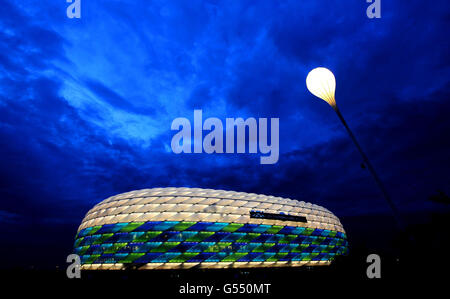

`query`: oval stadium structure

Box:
[74,187,348,270]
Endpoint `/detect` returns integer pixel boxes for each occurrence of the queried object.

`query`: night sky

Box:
[0,0,449,268]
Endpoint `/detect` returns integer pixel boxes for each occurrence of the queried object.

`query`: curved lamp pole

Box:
[306,67,404,228]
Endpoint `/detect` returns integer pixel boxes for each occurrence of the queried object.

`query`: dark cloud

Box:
[84,78,157,115]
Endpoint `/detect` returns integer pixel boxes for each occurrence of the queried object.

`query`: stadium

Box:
[74,187,348,270]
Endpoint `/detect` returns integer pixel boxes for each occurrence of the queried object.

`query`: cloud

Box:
[0,210,21,224]
[84,78,157,115]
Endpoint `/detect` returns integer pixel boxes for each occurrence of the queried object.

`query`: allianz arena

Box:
[74,187,348,270]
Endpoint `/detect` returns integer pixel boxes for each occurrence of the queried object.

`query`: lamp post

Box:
[306,67,404,228]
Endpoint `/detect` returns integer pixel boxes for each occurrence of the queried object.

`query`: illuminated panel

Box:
[74,188,348,270]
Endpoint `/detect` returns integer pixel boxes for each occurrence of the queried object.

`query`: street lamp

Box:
[306,67,403,228]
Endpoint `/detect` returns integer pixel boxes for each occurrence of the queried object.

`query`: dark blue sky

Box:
[0,0,449,267]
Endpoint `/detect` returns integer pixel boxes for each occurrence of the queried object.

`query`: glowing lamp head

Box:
[306,67,337,109]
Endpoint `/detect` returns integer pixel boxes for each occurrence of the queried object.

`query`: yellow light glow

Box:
[306,67,337,108]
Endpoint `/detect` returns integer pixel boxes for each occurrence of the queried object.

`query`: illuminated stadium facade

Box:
[74,188,348,270]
